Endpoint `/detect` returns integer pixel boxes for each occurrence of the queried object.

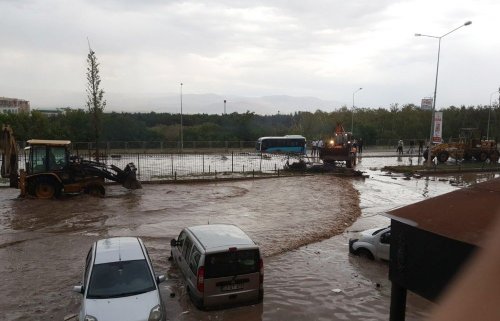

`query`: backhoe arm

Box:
[1,125,19,187]
[73,159,141,189]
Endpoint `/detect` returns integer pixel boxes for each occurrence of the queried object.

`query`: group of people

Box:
[397,139,425,155]
[310,139,324,157]
[310,138,364,156]
[353,138,363,153]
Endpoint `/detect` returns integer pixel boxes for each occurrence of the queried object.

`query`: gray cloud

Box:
[1,0,499,113]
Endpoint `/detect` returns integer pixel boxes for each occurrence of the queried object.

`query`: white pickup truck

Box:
[349,226,391,261]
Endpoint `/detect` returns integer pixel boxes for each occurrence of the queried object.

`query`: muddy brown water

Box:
[0,156,497,320]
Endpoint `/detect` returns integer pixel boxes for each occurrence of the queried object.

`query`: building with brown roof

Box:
[385,177,500,320]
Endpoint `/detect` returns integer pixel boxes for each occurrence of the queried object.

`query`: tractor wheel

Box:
[489,150,500,163]
[34,177,61,199]
[85,184,105,197]
[463,152,472,161]
[423,150,434,161]
[437,151,449,163]
[479,152,489,162]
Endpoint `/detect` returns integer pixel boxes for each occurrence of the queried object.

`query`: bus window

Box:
[256,136,306,154]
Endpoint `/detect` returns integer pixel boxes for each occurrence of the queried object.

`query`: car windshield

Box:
[205,249,259,278]
[87,259,156,299]
[372,227,390,236]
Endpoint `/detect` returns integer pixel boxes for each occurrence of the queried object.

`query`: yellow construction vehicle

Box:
[1,125,141,198]
[319,123,357,168]
[423,128,499,163]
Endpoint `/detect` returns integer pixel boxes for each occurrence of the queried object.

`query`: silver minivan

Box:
[170,224,264,309]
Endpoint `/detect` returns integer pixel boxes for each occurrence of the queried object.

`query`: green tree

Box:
[85,46,106,161]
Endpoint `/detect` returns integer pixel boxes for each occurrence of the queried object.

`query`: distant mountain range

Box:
[98,93,345,115]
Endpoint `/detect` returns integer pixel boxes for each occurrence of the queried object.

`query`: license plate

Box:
[221,283,243,291]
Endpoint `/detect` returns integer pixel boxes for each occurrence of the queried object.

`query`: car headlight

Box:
[148,305,163,321]
[84,315,98,321]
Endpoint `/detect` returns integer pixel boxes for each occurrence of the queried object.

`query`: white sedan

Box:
[349,226,391,261]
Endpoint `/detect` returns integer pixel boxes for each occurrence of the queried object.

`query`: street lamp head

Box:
[359,87,363,90]
[415,33,422,37]
[464,21,472,26]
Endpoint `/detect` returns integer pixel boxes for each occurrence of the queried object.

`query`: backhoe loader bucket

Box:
[112,163,142,189]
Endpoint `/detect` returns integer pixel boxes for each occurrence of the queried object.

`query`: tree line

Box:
[0,103,497,145]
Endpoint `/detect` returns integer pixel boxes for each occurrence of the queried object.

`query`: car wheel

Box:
[356,248,375,260]
[188,287,204,309]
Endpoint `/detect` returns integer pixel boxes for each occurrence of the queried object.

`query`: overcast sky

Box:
[1,0,499,114]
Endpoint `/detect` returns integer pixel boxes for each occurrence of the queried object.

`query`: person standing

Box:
[358,138,363,153]
[408,140,415,154]
[397,140,404,155]
[317,139,324,157]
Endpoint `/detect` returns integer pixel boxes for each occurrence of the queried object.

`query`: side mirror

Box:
[170,239,177,247]
[72,285,84,294]
[156,275,166,284]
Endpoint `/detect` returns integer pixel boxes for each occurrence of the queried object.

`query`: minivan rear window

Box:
[205,250,259,278]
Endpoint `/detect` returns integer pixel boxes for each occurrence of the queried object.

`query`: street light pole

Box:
[180,82,183,152]
[352,87,363,135]
[415,21,471,167]
[224,99,226,115]
[488,88,500,140]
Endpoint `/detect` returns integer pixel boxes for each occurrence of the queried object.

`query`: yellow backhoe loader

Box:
[1,125,141,198]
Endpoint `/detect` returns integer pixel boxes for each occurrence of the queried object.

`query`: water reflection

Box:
[357,155,362,165]
[422,177,429,198]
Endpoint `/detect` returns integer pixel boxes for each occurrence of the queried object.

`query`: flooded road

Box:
[0,155,497,320]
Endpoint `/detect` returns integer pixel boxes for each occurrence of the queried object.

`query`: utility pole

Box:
[180,82,183,152]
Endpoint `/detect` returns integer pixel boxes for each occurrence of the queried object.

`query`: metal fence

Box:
[112,152,298,181]
[6,152,303,184]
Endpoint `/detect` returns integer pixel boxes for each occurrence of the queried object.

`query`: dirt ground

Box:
[0,156,496,320]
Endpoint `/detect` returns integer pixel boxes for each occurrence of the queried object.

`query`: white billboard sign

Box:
[433,112,443,143]
[421,98,433,110]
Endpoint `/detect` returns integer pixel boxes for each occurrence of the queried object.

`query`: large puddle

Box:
[0,155,497,320]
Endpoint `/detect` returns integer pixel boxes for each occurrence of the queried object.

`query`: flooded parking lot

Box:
[0,155,498,320]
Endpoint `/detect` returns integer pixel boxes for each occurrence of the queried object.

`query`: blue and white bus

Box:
[255,135,307,154]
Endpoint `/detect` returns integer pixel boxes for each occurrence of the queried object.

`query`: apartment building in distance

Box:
[0,97,30,114]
